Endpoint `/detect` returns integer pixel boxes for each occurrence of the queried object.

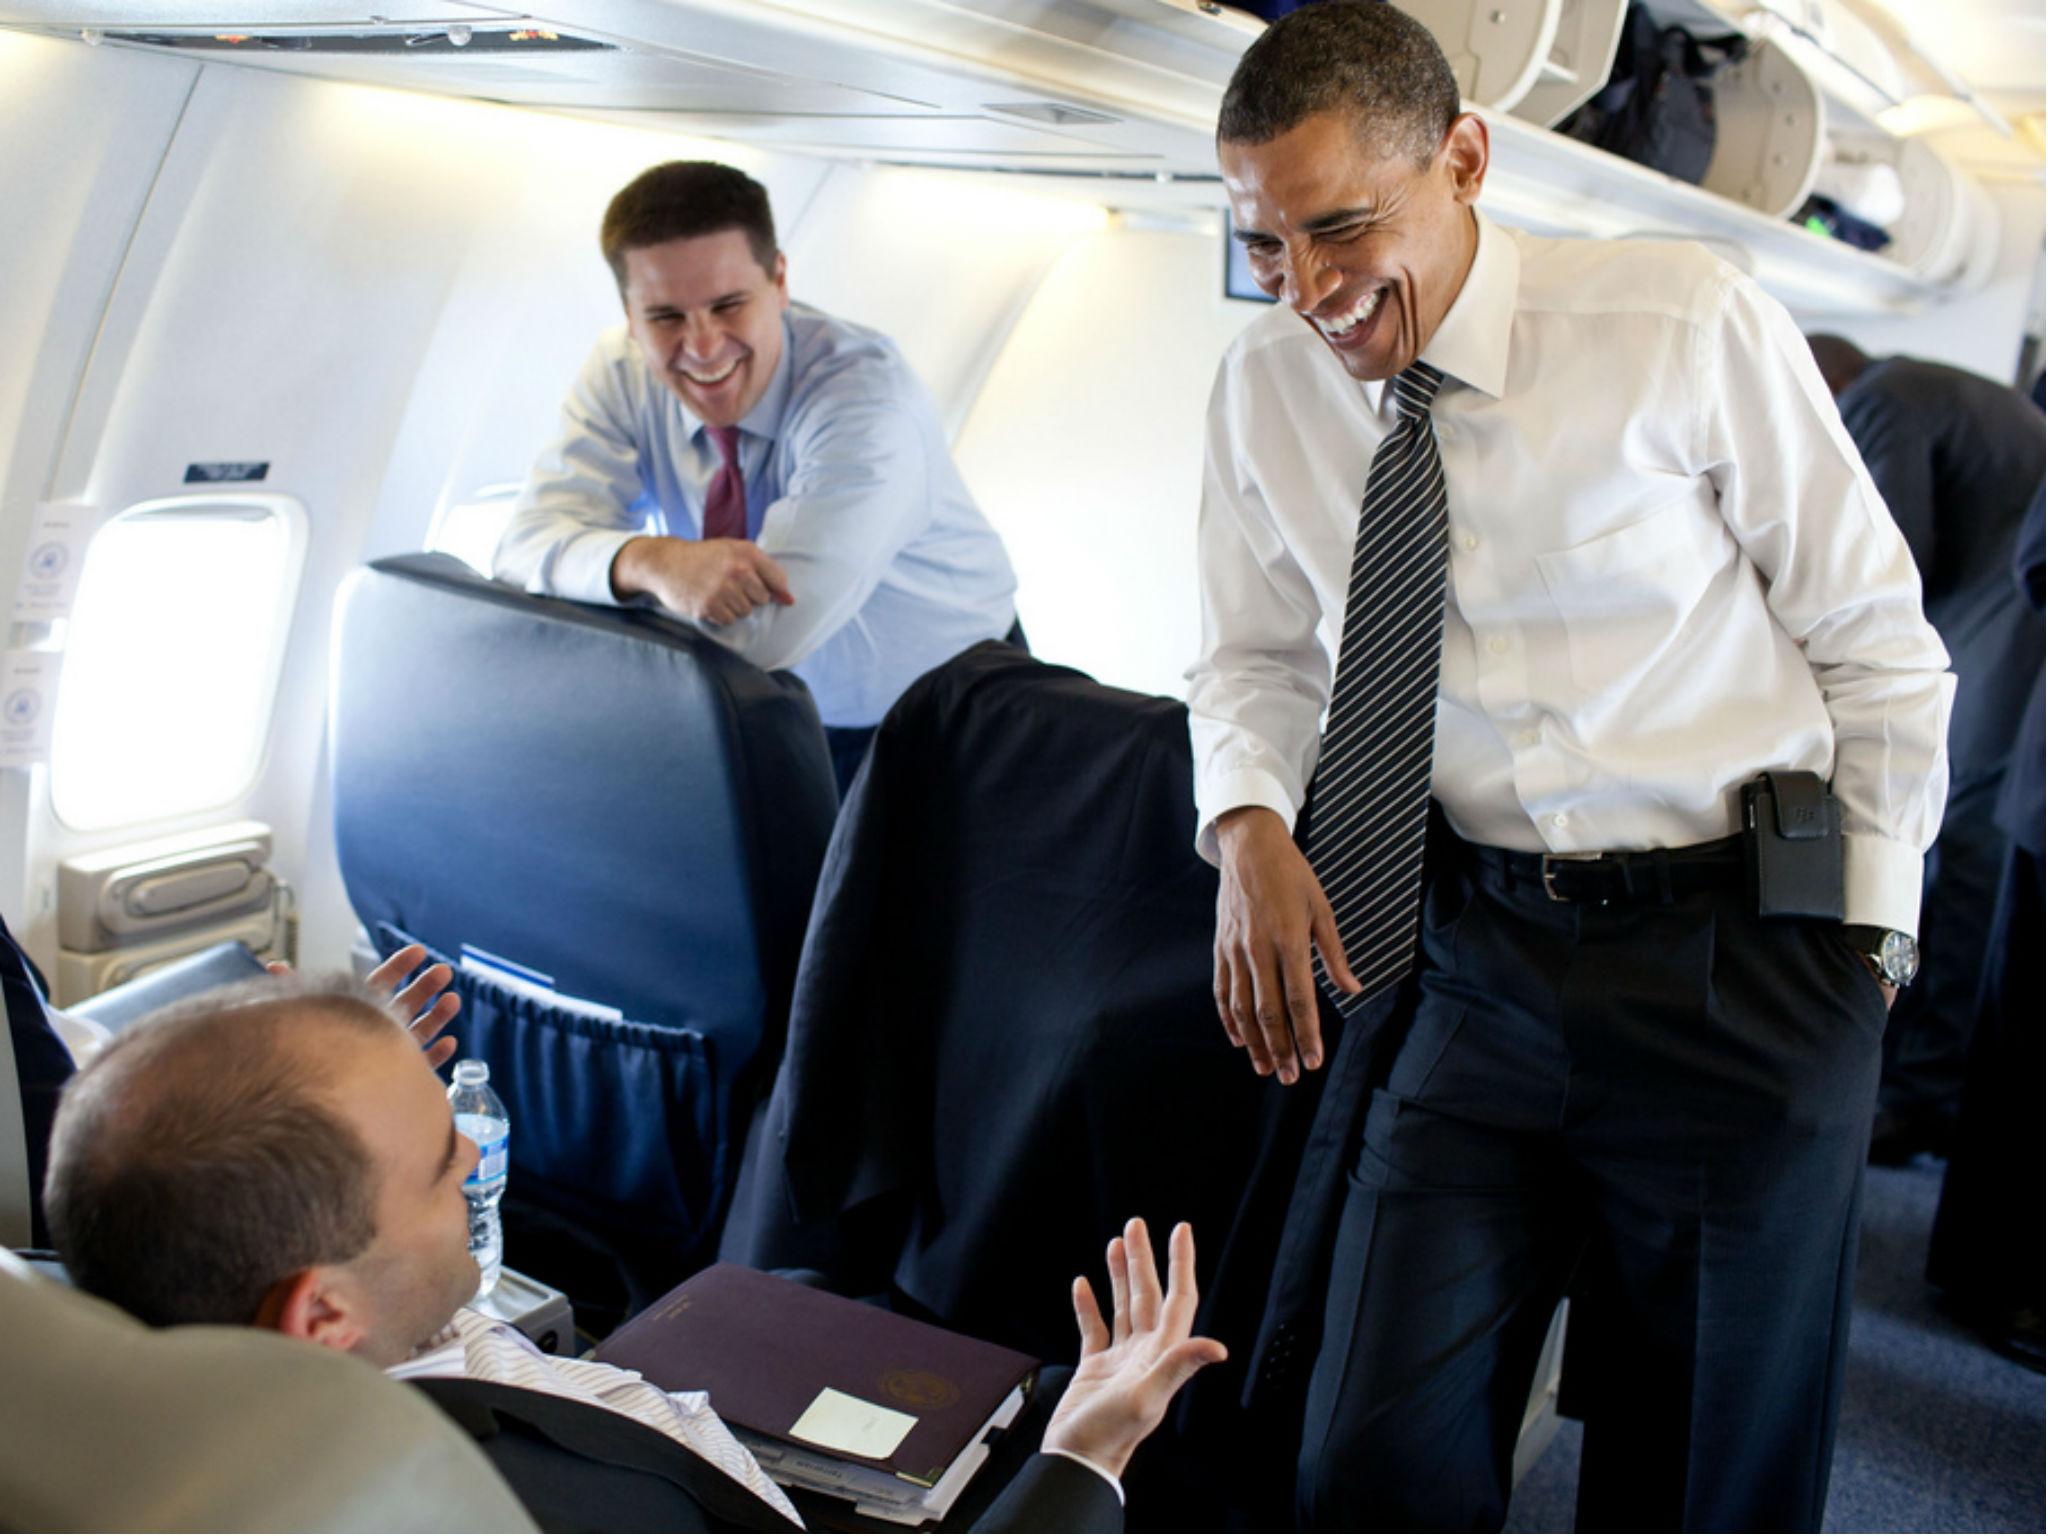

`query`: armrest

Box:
[68,942,269,1033]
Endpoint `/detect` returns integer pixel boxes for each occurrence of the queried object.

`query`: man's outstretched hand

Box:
[267,942,460,1068]
[1041,1219,1227,1481]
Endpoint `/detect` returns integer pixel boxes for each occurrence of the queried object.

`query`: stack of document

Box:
[595,1264,1039,1527]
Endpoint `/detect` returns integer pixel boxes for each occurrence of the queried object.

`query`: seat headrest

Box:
[329,553,836,1042]
[0,1251,536,1532]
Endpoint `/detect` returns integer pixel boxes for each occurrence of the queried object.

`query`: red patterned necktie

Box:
[702,425,747,541]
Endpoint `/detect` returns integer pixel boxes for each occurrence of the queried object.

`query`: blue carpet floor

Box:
[1505,1160,2045,1532]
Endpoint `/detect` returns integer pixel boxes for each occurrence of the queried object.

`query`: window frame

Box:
[49,491,311,834]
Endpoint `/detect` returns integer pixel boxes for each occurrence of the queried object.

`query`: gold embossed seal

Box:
[879,1369,961,1409]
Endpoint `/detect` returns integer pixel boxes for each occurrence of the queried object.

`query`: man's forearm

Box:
[607,535,663,604]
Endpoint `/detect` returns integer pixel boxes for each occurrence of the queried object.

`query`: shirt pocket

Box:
[1533,495,1731,698]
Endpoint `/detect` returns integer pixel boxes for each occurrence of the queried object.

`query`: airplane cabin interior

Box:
[1,0,2042,1530]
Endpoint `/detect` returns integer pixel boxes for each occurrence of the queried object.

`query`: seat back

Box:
[727,644,1274,1342]
[330,554,837,1294]
[0,1251,537,1532]
[722,644,1292,1523]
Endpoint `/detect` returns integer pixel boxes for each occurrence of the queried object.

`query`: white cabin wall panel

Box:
[955,224,1264,704]
[0,33,197,956]
[33,63,524,961]
[778,164,1108,440]
[0,36,194,521]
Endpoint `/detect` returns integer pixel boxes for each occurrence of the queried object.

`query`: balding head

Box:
[1806,333,1872,399]
[47,974,480,1364]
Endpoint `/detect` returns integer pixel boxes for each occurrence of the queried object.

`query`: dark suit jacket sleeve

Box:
[970,1453,1123,1533]
[1840,380,1937,577]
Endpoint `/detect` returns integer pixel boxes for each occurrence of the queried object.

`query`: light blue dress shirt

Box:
[495,303,1018,727]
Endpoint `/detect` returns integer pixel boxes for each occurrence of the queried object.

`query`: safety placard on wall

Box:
[12,501,101,622]
[0,650,64,768]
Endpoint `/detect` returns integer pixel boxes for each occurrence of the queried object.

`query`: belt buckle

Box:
[1540,851,1602,903]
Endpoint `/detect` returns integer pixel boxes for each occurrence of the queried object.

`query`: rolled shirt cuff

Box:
[1842,832,1925,936]
[1041,1449,1125,1506]
[1194,766,1302,867]
[543,526,639,606]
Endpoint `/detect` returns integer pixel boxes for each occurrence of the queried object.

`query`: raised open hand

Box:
[274,944,461,1068]
[1041,1218,1228,1481]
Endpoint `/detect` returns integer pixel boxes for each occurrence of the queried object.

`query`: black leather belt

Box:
[1457,834,1744,905]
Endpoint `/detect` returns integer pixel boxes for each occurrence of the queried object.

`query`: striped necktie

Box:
[1303,360,1450,1014]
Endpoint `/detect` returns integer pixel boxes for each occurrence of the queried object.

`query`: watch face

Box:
[1879,930,1920,986]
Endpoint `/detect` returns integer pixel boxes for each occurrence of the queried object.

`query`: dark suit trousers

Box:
[1297,845,1884,1533]
[1928,842,2045,1310]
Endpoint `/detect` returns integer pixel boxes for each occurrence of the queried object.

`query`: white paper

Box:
[12,502,100,621]
[459,943,622,1021]
[0,650,63,767]
[788,1387,919,1461]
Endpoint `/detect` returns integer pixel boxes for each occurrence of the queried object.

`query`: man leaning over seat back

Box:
[41,972,1226,1533]
[491,159,1020,787]
[1188,4,1952,1531]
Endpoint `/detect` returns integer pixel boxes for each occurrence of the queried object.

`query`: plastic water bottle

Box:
[448,1060,509,1298]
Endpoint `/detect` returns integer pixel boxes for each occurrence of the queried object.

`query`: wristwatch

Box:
[1842,925,1919,988]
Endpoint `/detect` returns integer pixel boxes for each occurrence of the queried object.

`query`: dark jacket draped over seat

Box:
[722,642,1331,1524]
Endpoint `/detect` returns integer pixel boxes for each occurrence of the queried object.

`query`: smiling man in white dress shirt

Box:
[1187,4,1952,1530]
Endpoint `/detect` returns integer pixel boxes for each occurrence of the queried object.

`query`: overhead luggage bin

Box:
[16,0,2003,313]
[1701,36,1827,219]
[1510,0,1630,129]
[1864,132,2003,286]
[1399,0,1565,115]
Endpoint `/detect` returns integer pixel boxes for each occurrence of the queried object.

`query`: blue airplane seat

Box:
[330,553,838,1312]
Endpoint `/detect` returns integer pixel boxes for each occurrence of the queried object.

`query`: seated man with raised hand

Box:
[41,972,1223,1533]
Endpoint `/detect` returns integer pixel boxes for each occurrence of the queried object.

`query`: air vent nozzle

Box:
[983,101,1122,127]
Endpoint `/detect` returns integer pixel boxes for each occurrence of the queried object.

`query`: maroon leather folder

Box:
[594,1264,1040,1487]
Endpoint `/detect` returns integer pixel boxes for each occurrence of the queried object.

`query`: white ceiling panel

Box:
[0,0,512,22]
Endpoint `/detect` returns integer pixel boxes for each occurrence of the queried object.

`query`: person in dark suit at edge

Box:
[1925,482,2045,1369]
[1808,333,2045,1164]
[41,973,1225,1532]
[1188,5,1952,1529]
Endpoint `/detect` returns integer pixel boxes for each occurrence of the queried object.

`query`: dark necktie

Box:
[702,425,747,541]
[1302,360,1450,1014]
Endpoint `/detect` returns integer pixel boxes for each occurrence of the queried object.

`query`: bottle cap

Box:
[452,1060,490,1086]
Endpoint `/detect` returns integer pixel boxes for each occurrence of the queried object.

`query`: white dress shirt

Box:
[492,304,1018,728]
[390,1307,805,1526]
[1189,210,1953,933]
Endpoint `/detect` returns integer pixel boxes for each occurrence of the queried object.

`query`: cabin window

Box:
[51,495,308,831]
[427,484,523,576]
